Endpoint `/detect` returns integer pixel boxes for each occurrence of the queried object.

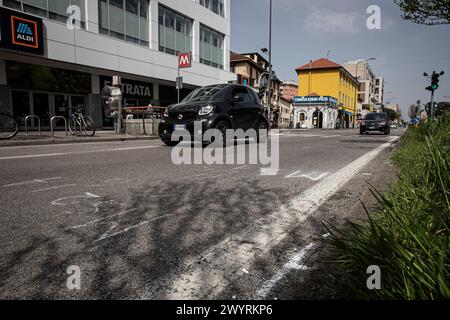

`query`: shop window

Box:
[6,61,91,94]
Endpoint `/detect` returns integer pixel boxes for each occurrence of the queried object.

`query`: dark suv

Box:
[360,112,391,135]
[159,84,269,146]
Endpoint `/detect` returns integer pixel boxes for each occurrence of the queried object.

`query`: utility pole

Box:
[267,0,272,128]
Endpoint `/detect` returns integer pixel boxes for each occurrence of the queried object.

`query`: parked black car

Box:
[159,84,269,146]
[360,112,391,135]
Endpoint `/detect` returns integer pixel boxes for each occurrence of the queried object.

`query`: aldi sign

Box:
[0,7,44,55]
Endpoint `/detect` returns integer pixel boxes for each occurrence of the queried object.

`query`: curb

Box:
[0,135,160,147]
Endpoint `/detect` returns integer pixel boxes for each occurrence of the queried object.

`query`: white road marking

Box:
[141,136,399,299]
[0,146,159,160]
[3,177,61,187]
[95,214,173,242]
[255,243,315,299]
[32,184,77,193]
[51,192,100,206]
[70,208,139,229]
[285,171,329,181]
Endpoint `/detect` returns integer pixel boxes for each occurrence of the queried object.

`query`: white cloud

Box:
[303,9,365,34]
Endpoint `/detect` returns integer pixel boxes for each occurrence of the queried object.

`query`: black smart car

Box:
[159,84,269,146]
[360,112,391,135]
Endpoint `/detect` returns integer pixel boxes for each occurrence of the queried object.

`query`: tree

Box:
[394,0,450,25]
[408,104,420,120]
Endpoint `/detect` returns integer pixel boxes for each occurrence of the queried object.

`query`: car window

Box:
[365,114,388,121]
[182,84,227,103]
[246,88,259,104]
[232,87,252,103]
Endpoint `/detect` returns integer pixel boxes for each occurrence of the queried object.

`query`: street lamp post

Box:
[266,0,273,128]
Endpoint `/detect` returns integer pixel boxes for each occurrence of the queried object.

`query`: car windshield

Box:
[182,85,227,103]
[365,114,387,121]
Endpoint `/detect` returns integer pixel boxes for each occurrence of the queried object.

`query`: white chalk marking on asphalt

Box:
[285,171,329,181]
[32,184,77,193]
[70,208,139,229]
[95,213,173,242]
[0,146,159,160]
[285,170,303,178]
[141,136,399,299]
[51,192,100,206]
[301,146,312,150]
[255,243,315,299]
[3,177,61,187]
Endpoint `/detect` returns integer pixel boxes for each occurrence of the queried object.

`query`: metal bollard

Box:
[50,116,68,142]
[25,115,41,136]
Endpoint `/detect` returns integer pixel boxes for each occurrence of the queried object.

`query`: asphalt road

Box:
[0,129,404,299]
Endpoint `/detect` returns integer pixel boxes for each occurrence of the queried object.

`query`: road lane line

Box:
[0,146,159,160]
[141,136,400,299]
[255,243,315,299]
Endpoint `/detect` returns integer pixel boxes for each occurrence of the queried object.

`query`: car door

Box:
[229,87,255,130]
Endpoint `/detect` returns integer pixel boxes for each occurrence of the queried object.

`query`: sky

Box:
[230,0,450,119]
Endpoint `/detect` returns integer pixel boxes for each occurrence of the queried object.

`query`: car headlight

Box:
[199,105,215,116]
[163,108,169,118]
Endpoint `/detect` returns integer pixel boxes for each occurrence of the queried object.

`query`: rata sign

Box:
[178,52,191,68]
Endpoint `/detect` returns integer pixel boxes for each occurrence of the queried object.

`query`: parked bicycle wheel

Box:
[82,116,96,137]
[0,113,19,140]
[68,117,78,135]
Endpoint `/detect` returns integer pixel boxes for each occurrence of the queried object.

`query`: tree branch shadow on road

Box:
[0,178,284,299]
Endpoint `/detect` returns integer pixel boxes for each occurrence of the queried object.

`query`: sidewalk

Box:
[0,131,159,147]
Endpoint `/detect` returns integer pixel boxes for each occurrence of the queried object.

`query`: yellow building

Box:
[296,58,360,128]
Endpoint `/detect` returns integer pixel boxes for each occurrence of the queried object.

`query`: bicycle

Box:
[0,112,19,140]
[68,106,96,137]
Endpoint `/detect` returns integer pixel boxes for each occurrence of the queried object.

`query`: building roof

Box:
[230,51,251,62]
[296,58,341,71]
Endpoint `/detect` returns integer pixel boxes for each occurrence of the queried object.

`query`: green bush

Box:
[324,115,450,300]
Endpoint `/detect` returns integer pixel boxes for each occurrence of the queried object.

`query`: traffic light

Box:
[426,71,444,92]
[431,72,440,90]
[258,85,266,99]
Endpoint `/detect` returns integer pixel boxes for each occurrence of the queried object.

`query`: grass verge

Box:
[323,115,450,300]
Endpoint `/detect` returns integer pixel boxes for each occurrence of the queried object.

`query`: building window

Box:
[98,0,149,46]
[3,0,86,28]
[199,0,224,17]
[200,24,224,69]
[158,5,192,56]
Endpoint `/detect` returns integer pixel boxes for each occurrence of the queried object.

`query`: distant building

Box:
[280,81,298,102]
[343,61,384,114]
[230,51,281,126]
[278,97,293,128]
[295,58,359,129]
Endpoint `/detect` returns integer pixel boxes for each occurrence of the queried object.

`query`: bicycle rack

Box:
[24,115,41,136]
[50,116,68,142]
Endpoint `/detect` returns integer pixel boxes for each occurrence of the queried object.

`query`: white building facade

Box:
[0,0,235,128]
[292,96,338,129]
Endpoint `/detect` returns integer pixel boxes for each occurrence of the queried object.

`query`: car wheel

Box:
[215,121,231,146]
[257,121,268,143]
